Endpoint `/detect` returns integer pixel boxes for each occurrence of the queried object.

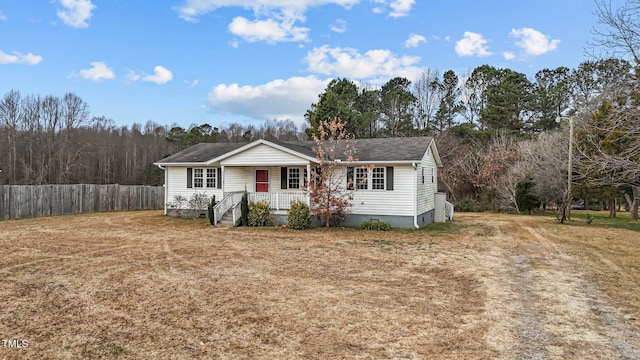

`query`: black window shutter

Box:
[187,168,193,188]
[281,167,288,189]
[346,167,354,190]
[217,168,222,189]
[386,167,394,191]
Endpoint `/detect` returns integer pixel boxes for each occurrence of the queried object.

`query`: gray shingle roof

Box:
[284,137,434,162]
[156,142,245,164]
[155,137,434,164]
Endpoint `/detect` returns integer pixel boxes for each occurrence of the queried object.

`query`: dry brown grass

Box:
[0,211,639,359]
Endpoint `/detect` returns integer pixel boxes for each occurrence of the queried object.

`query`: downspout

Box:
[156,164,168,215]
[412,162,419,229]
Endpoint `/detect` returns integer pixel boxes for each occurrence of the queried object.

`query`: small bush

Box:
[207,195,217,225]
[287,200,312,230]
[188,192,210,218]
[248,201,271,226]
[455,198,482,212]
[166,195,187,216]
[361,221,392,231]
[240,191,249,226]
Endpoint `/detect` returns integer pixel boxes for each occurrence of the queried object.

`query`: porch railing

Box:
[249,192,308,210]
[212,191,243,225]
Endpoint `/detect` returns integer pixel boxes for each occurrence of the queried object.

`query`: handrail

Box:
[212,191,243,225]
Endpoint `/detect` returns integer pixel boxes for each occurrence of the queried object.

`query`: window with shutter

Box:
[386,167,394,191]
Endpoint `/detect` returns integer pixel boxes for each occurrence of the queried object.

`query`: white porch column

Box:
[221,165,225,193]
[306,163,311,207]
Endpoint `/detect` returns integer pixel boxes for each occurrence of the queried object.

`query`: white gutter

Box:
[156,164,168,215]
[412,162,419,229]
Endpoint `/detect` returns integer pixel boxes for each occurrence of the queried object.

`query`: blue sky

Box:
[0,0,612,130]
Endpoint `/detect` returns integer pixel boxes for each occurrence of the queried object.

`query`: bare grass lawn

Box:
[1,211,639,359]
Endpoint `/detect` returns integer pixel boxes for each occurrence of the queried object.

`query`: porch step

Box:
[216,211,236,226]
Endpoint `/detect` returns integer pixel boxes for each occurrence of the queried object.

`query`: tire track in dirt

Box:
[472,220,553,359]
[483,219,640,359]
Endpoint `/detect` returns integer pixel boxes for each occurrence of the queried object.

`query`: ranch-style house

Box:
[154,137,453,228]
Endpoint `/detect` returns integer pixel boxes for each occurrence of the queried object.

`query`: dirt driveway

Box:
[0,211,638,359]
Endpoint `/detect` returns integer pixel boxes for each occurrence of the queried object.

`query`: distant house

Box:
[154,137,453,228]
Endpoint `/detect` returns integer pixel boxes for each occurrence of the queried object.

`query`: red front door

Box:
[256,170,269,192]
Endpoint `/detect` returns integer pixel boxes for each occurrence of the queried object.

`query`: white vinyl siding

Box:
[165,166,223,208]
[417,143,439,214]
[221,144,309,166]
[348,165,415,217]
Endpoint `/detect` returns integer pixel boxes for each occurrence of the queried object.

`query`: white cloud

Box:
[369,0,414,17]
[0,12,7,21]
[125,70,141,82]
[126,66,174,84]
[57,0,95,28]
[175,0,359,22]
[0,50,43,65]
[455,31,492,57]
[229,16,309,43]
[208,76,331,124]
[330,19,347,33]
[389,0,415,17]
[144,66,173,84]
[503,51,516,60]
[77,62,115,81]
[510,27,560,56]
[405,33,426,48]
[174,1,361,44]
[304,45,422,82]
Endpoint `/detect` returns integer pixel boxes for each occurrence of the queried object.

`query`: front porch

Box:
[211,191,309,226]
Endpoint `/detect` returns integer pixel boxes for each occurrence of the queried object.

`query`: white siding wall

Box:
[221,144,309,166]
[350,165,415,217]
[417,145,438,214]
[166,166,223,208]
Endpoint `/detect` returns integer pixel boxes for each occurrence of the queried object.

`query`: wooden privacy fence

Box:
[0,184,164,220]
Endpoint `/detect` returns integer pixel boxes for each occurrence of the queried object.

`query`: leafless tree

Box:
[412,69,442,133]
[590,0,640,65]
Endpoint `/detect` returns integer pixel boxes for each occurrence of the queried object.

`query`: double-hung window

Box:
[356,168,368,190]
[206,168,216,188]
[193,169,204,188]
[288,168,300,189]
[372,167,385,190]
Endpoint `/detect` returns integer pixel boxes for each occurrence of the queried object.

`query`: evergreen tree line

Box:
[304,58,633,139]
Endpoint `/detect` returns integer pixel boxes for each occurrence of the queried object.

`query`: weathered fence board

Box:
[0,184,164,220]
